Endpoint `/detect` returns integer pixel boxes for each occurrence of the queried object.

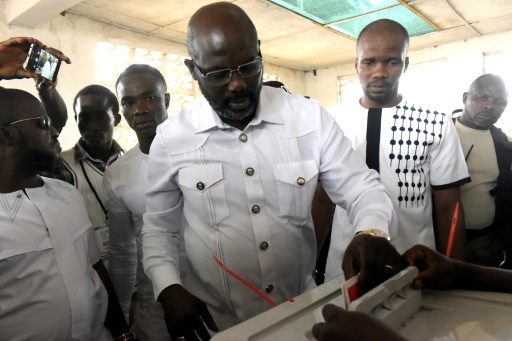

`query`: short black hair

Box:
[115,64,167,93]
[73,84,119,116]
[357,19,410,54]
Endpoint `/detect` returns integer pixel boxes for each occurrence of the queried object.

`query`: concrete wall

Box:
[0,9,306,149]
[304,30,512,129]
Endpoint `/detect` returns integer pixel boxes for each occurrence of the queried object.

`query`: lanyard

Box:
[80,160,108,221]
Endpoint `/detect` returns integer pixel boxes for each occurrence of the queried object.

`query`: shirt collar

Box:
[73,138,124,166]
[193,87,285,134]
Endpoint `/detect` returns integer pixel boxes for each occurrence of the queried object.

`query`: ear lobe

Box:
[114,113,122,127]
[462,92,468,104]
[165,93,170,109]
[0,127,15,146]
[404,57,409,73]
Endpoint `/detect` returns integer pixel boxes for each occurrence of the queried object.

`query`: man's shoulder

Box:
[40,176,82,200]
[105,146,144,178]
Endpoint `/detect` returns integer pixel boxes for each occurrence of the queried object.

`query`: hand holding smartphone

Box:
[0,37,70,81]
[23,44,63,83]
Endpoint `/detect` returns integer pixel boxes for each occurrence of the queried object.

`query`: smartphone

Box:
[23,44,62,83]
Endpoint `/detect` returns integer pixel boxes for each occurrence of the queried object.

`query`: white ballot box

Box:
[212,267,512,340]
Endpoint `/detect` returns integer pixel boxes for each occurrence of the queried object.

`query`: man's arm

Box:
[36,77,68,132]
[403,244,512,292]
[316,109,399,294]
[312,182,334,258]
[433,187,466,260]
[92,260,132,339]
[104,171,138,321]
[142,129,218,340]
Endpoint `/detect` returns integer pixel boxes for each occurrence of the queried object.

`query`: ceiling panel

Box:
[65,0,512,71]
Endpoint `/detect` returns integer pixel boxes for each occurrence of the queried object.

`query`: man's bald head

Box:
[357,19,409,56]
[0,87,44,126]
[187,2,259,64]
[468,74,508,95]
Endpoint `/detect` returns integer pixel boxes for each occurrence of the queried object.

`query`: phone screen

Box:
[24,44,62,82]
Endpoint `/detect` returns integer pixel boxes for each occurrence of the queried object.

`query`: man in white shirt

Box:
[325,19,470,281]
[104,64,170,340]
[455,74,512,268]
[0,87,132,340]
[142,3,400,339]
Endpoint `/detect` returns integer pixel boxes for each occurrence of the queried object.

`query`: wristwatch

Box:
[353,229,390,241]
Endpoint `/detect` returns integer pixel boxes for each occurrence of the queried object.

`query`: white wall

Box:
[305,30,512,124]
[0,9,306,149]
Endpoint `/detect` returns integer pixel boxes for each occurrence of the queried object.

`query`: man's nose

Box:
[50,125,60,138]
[372,63,388,78]
[134,99,149,114]
[227,71,248,92]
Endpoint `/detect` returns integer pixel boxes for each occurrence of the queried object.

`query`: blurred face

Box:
[75,94,120,149]
[461,80,508,129]
[355,32,409,108]
[186,38,263,122]
[117,73,169,137]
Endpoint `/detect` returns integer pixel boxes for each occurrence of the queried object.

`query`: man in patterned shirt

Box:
[325,19,470,280]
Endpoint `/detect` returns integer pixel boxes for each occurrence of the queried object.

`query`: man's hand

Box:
[159,284,219,341]
[402,244,457,290]
[0,37,70,81]
[342,234,402,296]
[312,304,406,341]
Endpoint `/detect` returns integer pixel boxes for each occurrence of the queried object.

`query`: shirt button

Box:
[196,182,205,190]
[260,241,269,250]
[252,205,260,213]
[17,193,22,198]
[239,134,248,142]
[265,284,274,293]
[246,167,255,176]
[297,177,305,186]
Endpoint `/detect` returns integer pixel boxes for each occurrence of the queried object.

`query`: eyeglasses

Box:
[6,116,52,131]
[191,57,263,86]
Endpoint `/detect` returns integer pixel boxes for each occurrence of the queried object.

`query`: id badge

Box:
[93,224,109,268]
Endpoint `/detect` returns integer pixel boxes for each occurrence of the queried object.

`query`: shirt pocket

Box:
[274,160,319,223]
[179,163,230,227]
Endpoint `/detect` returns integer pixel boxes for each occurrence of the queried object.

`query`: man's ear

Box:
[404,56,409,73]
[165,93,170,109]
[354,58,358,74]
[462,92,468,104]
[114,113,122,127]
[184,59,198,81]
[0,127,15,146]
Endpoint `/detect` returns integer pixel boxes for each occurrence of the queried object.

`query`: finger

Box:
[183,329,200,341]
[322,304,344,323]
[15,68,37,79]
[3,37,41,48]
[341,242,359,279]
[312,322,327,340]
[199,302,219,332]
[46,47,71,64]
[193,315,212,341]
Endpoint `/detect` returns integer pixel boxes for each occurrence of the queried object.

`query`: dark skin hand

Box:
[403,244,512,293]
[0,37,70,80]
[158,284,219,341]
[92,261,133,339]
[342,234,403,296]
[312,304,406,341]
[35,75,68,132]
[311,183,335,258]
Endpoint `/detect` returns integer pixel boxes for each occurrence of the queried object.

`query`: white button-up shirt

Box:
[104,146,169,340]
[142,87,395,329]
[0,178,110,340]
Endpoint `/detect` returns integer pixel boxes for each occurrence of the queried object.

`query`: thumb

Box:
[199,302,219,332]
